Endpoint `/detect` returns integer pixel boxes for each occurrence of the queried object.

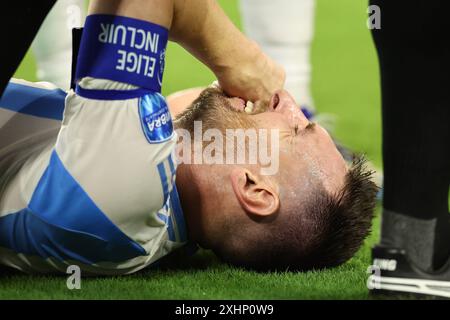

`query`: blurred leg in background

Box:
[239,0,381,177]
[370,0,450,297]
[0,1,56,97]
[239,0,316,113]
[31,0,87,89]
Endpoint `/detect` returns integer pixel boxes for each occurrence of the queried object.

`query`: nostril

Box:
[271,93,280,110]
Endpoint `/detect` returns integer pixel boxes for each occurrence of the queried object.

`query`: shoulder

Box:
[0,78,67,121]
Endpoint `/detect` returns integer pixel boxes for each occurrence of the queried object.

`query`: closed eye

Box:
[304,122,316,133]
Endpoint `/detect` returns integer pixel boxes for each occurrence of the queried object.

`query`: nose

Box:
[268,90,309,127]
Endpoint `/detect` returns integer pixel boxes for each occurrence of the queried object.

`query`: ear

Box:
[230,168,280,217]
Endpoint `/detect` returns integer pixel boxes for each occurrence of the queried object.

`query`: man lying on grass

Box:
[0,79,377,275]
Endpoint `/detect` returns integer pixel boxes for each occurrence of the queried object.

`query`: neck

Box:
[175,163,203,245]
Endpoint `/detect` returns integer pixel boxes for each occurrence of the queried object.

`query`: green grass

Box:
[3,0,383,299]
[0,212,381,299]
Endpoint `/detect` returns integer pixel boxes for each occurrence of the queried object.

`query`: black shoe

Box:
[369,245,450,298]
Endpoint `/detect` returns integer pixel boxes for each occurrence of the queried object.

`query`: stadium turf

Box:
[1,0,383,299]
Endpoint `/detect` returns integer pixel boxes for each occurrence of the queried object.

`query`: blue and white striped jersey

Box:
[0,78,188,275]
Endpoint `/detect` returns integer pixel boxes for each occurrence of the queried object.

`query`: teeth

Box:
[209,80,221,89]
[245,101,254,114]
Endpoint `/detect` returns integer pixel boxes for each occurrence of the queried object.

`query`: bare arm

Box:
[88,0,285,103]
[170,0,284,103]
[87,0,174,29]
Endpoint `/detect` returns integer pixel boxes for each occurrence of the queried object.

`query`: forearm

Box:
[88,0,259,75]
[170,0,259,76]
[87,0,174,29]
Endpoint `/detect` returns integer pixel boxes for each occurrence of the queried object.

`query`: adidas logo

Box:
[373,258,397,271]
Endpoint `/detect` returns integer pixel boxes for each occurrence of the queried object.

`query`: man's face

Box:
[240,90,348,194]
[171,88,375,269]
[195,89,348,195]
[172,87,349,250]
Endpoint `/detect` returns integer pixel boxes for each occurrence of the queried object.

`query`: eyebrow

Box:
[304,121,316,133]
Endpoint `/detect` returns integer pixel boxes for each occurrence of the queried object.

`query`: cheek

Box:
[253,113,291,131]
[311,133,348,191]
[317,129,345,163]
[279,153,314,196]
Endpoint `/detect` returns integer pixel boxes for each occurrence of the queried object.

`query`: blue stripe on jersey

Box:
[157,212,168,224]
[0,82,66,120]
[157,156,187,243]
[157,162,170,204]
[168,153,176,182]
[167,214,176,242]
[157,212,175,241]
[166,154,187,241]
[170,186,187,242]
[0,150,146,264]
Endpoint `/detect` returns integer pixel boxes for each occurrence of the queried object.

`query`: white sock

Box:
[31,0,87,89]
[239,0,316,109]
